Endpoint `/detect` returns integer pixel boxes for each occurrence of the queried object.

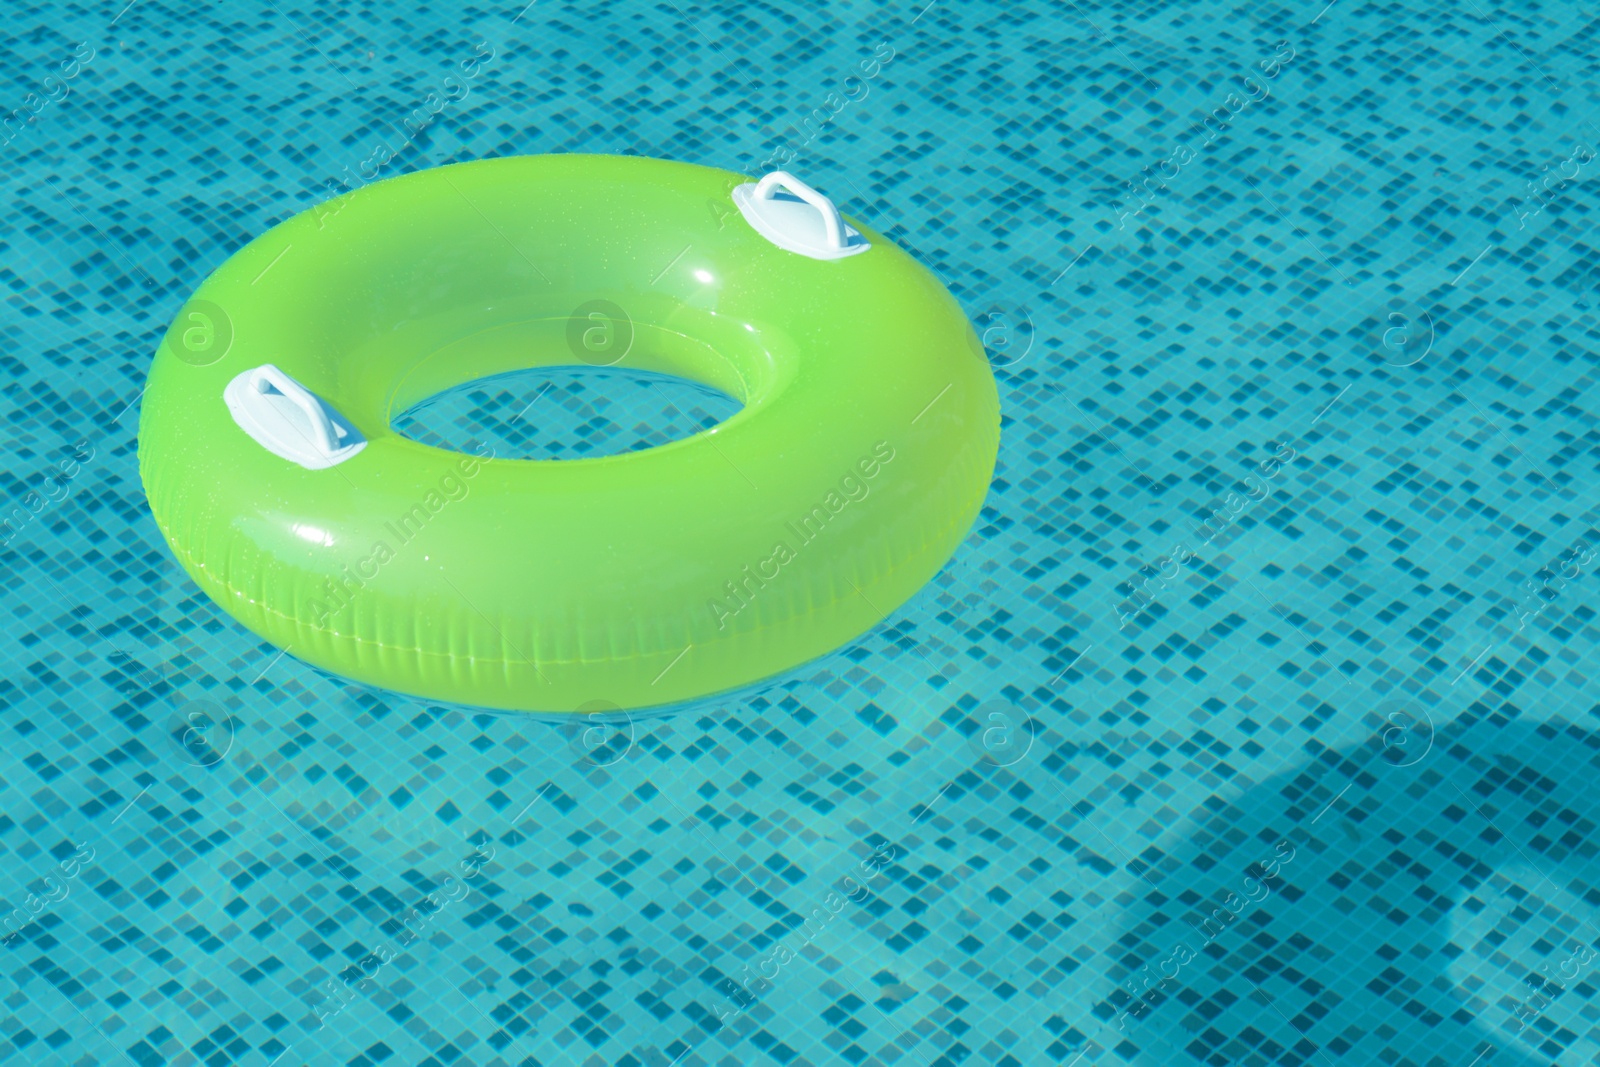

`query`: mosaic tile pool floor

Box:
[4,0,1600,1064]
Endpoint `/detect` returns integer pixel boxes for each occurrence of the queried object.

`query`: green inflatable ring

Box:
[139,154,999,713]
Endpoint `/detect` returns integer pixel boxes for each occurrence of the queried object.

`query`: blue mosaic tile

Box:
[3,0,1600,1064]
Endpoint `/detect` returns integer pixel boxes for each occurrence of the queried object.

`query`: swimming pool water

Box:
[3,0,1600,1064]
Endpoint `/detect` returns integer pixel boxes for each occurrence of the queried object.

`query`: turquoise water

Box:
[3,0,1600,1064]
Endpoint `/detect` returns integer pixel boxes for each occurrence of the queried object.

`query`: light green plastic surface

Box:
[138,154,1000,712]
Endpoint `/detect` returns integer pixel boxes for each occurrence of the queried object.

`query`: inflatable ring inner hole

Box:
[391,363,744,460]
[328,295,792,455]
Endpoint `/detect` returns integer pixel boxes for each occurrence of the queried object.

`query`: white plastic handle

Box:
[251,365,340,455]
[753,171,847,251]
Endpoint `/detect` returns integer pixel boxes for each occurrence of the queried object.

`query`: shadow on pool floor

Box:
[1081,703,1600,1066]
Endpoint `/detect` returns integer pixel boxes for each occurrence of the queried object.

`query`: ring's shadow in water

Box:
[1095,706,1600,1066]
